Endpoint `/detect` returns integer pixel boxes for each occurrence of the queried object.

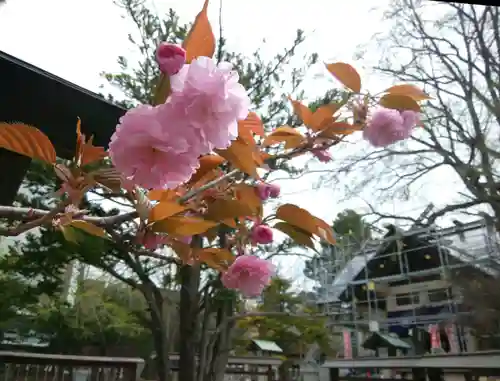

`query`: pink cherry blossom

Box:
[312,149,332,163]
[156,43,186,76]
[167,56,251,153]
[108,104,200,190]
[251,224,274,245]
[255,183,281,200]
[401,110,420,130]
[222,255,276,297]
[363,107,416,147]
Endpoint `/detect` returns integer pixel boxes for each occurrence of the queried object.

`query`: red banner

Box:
[445,323,459,353]
[429,324,441,349]
[343,330,352,359]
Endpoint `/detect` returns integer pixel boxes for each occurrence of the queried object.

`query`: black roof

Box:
[322,223,493,304]
[0,50,126,158]
[0,50,127,204]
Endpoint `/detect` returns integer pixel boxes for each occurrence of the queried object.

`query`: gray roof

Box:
[317,250,377,303]
[377,333,412,350]
[362,332,412,350]
[251,339,283,353]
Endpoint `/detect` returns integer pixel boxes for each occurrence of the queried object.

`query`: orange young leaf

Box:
[267,125,303,137]
[170,240,192,263]
[0,122,56,164]
[276,204,319,236]
[81,137,107,166]
[75,119,107,166]
[313,217,336,245]
[379,93,421,112]
[69,220,108,239]
[221,218,238,228]
[252,150,265,167]
[262,126,305,147]
[196,248,235,270]
[319,122,361,138]
[384,84,432,101]
[234,184,263,214]
[152,215,218,236]
[309,104,340,131]
[284,135,306,150]
[149,201,187,222]
[263,135,306,148]
[182,0,216,63]
[188,154,226,185]
[148,189,178,202]
[238,112,265,144]
[215,138,259,179]
[325,62,362,93]
[205,198,256,221]
[289,98,313,126]
[192,168,221,190]
[274,222,316,250]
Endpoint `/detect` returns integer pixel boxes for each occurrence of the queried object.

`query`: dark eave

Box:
[0,50,128,205]
[0,49,127,158]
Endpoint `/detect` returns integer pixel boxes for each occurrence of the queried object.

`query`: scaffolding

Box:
[309,218,500,356]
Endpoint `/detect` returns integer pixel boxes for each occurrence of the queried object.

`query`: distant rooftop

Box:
[251,339,283,353]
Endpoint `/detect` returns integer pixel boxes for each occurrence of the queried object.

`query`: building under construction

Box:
[311,218,500,358]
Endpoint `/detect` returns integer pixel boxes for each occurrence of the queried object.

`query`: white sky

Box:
[0,0,477,289]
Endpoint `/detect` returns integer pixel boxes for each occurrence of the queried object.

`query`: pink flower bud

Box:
[251,224,274,245]
[156,43,186,76]
[142,231,167,251]
[312,149,332,163]
[255,183,281,200]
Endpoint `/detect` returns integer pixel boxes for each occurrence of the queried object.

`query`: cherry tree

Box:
[0,1,427,380]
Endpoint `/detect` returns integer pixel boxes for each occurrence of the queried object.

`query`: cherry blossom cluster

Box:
[106,42,421,298]
[109,44,250,190]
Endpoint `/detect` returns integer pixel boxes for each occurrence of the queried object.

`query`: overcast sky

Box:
[0,0,474,288]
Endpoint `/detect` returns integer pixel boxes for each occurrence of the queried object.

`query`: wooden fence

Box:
[0,350,144,381]
[323,350,500,381]
[0,351,282,381]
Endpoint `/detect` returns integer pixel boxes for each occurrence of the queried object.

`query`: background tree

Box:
[32,280,151,355]
[328,1,500,228]
[303,209,372,297]
[235,276,336,380]
[451,272,500,350]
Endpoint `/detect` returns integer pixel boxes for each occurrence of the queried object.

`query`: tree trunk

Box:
[204,286,235,381]
[212,298,234,381]
[143,282,171,381]
[179,261,201,381]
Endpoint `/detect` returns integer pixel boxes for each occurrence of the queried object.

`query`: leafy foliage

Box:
[32,282,151,355]
[235,277,335,356]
